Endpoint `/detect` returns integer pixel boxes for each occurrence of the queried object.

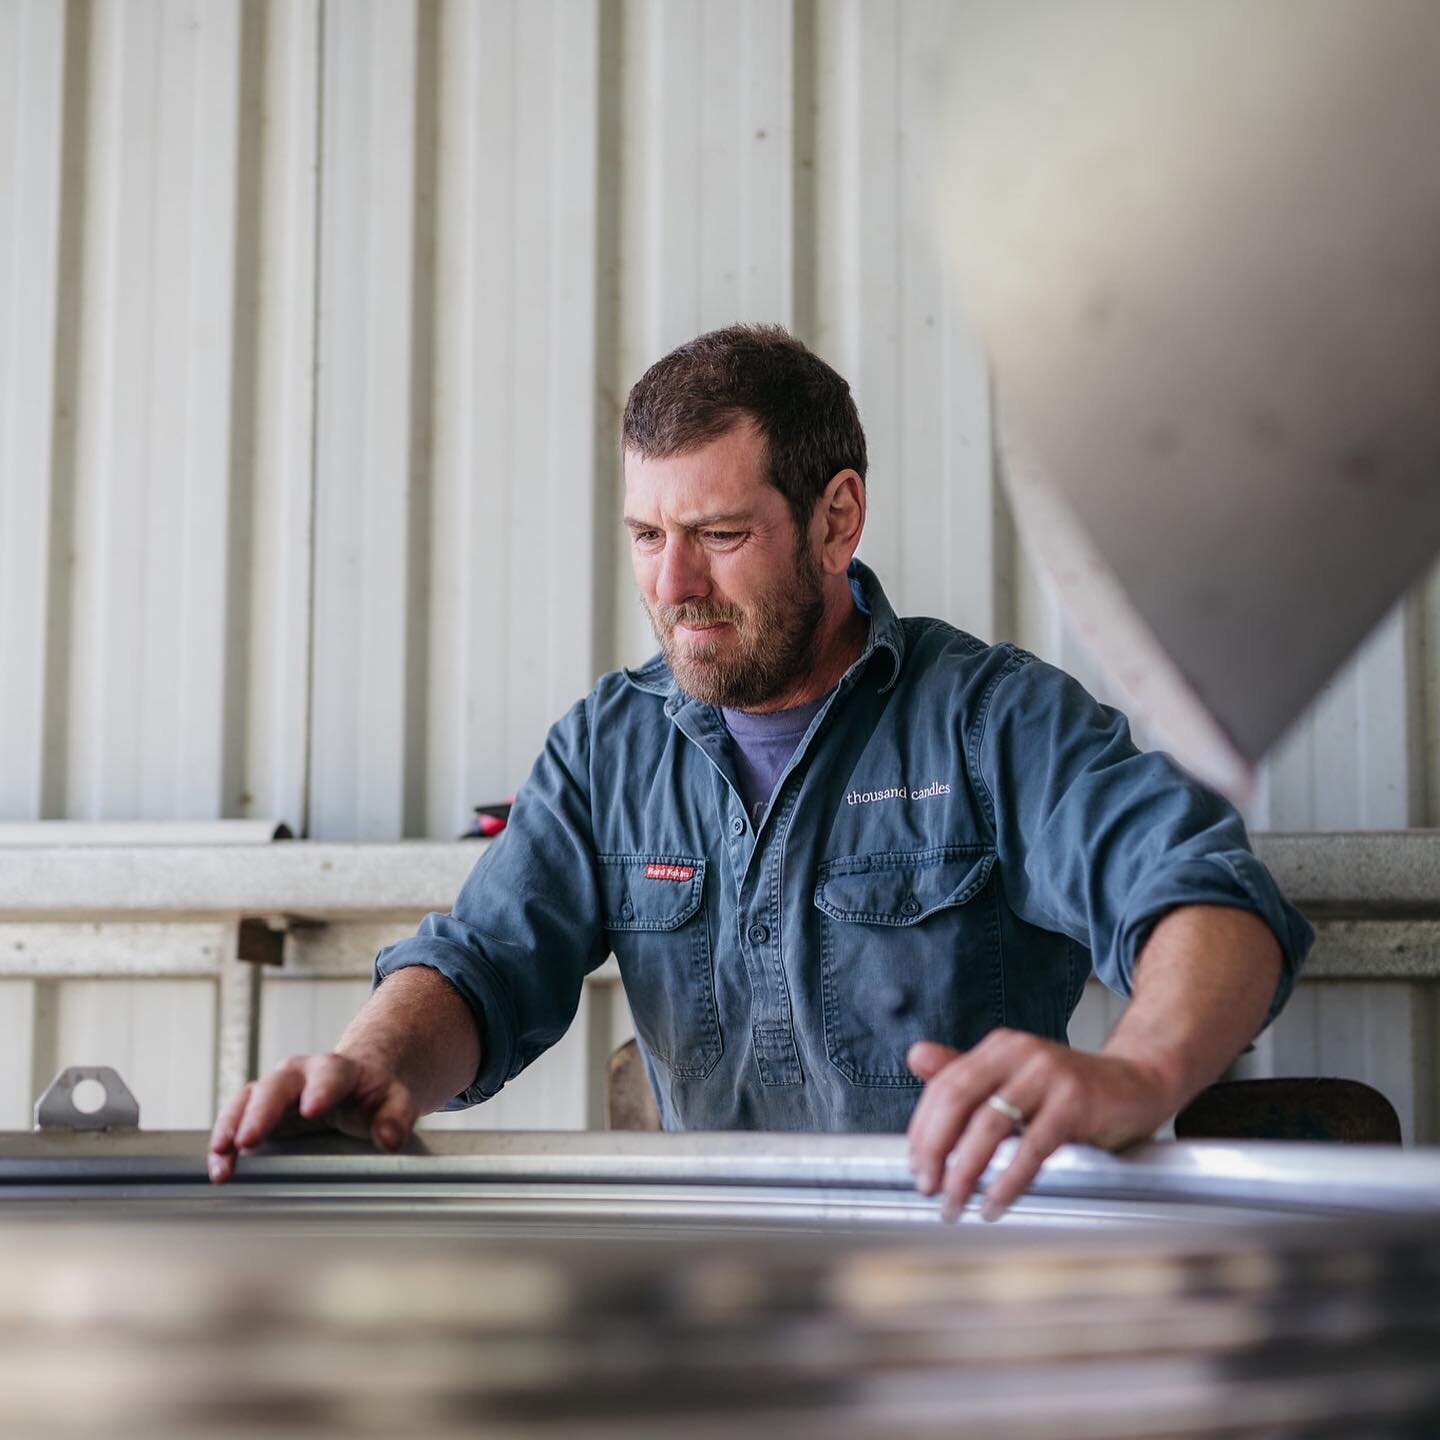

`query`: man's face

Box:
[623,421,826,710]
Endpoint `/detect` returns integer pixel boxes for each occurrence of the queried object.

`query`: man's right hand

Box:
[207,1053,418,1184]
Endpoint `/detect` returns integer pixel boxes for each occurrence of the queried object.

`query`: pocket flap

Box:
[598,854,706,931]
[814,847,994,926]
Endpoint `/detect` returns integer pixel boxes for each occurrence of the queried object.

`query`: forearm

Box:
[336,965,482,1115]
[1101,903,1284,1115]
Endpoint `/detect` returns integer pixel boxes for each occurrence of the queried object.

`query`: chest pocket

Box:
[814,846,1000,1086]
[598,854,721,1078]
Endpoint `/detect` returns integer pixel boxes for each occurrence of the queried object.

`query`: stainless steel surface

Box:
[6,1130,1440,1219]
[3,1130,1439,1436]
[940,0,1440,798]
[0,1211,1437,1437]
[32,1065,140,1133]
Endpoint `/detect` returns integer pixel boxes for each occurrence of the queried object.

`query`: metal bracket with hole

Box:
[34,1066,141,1133]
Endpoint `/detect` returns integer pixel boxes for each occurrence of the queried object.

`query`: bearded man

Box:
[210,325,1311,1220]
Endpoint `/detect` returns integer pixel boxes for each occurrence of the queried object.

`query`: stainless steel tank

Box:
[936,0,1440,800]
[4,1126,1439,1439]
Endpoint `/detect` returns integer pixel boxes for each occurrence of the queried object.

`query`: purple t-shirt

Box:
[721,692,831,827]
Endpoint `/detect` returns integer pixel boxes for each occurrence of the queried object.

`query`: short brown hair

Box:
[621,324,867,531]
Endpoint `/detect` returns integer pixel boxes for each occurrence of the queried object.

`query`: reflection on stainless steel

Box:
[6,1130,1440,1217]
[2,1132,1439,1436]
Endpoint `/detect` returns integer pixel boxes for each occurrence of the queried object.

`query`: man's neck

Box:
[738,584,869,714]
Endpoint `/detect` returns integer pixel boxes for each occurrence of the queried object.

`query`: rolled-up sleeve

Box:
[974,656,1312,1026]
[373,696,608,1106]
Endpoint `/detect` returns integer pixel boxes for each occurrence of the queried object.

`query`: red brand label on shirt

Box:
[644,863,695,882]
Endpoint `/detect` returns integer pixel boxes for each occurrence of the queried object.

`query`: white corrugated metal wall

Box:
[2,0,1438,1130]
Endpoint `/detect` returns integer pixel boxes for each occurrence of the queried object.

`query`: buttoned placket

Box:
[664,629,901,1090]
[667,696,803,1084]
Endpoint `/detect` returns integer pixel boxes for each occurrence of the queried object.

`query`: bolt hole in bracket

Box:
[33,1066,141,1133]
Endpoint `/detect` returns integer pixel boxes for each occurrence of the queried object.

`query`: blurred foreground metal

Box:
[3,1130,1440,1437]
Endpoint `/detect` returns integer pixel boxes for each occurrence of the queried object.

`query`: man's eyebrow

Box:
[622,512,754,532]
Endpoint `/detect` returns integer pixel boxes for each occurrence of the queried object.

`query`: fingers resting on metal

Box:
[907,1030,1085,1224]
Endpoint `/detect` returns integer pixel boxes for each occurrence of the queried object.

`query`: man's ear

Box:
[815,469,866,575]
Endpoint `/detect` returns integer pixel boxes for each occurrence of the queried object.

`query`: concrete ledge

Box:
[1306,920,1440,980]
[0,843,484,920]
[1253,833,1440,915]
[0,830,1434,922]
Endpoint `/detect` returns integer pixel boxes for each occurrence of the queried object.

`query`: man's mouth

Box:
[676,620,730,636]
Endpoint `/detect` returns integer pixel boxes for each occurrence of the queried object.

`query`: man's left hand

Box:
[905,1030,1176,1222]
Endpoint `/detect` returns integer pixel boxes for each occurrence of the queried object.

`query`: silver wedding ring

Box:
[986,1093,1025,1129]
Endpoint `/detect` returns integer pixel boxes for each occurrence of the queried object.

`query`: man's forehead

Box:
[622,435,780,524]
[622,506,757,531]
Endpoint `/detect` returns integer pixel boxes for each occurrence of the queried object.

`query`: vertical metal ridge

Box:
[403,0,439,838]
[988,377,1019,646]
[172,0,245,821]
[543,0,602,704]
[238,0,320,837]
[221,0,269,821]
[26,981,59,1127]
[300,0,326,838]
[1424,562,1440,827]
[494,0,517,792]
[308,0,420,838]
[810,0,859,374]
[426,0,496,837]
[0,0,62,819]
[43,0,89,819]
[591,0,625,677]
[788,0,818,346]
[61,0,121,820]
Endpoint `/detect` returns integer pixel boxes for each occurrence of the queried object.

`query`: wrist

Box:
[1101,1039,1192,1116]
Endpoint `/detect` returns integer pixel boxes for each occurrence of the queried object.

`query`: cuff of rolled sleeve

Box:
[1112,851,1314,1030]
[372,934,517,1108]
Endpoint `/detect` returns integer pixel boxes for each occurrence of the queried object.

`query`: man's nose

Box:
[655,538,708,608]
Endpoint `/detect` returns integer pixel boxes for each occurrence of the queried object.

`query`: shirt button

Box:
[901,896,921,917]
[730,816,745,836]
[747,923,769,944]
[620,898,634,920]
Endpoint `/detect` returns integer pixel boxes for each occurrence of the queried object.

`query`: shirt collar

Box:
[846,557,905,694]
[623,557,906,709]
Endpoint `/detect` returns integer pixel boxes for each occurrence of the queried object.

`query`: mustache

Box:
[651,601,744,629]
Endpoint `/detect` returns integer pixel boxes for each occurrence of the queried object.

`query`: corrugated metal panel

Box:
[0,0,65,822]
[609,0,799,668]
[258,977,370,1078]
[307,0,422,840]
[48,978,217,1130]
[425,0,602,835]
[811,0,1006,637]
[1239,982,1438,1148]
[257,975,629,1131]
[624,0,794,361]
[0,983,36,1129]
[238,0,319,832]
[63,0,242,820]
[1013,511,1439,833]
[4,0,1436,835]
[1252,598,1427,830]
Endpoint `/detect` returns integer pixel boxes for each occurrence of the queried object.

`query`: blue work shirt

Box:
[375,561,1312,1131]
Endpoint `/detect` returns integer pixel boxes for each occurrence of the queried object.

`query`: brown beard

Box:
[646,539,827,709]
